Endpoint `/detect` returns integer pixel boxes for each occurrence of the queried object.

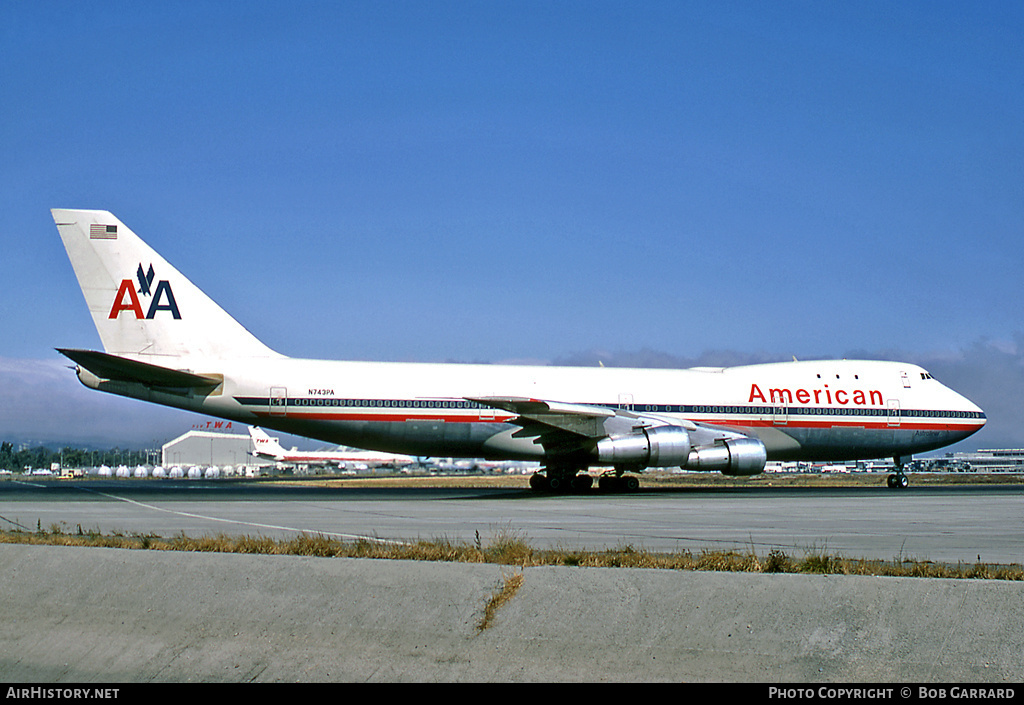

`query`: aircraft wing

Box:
[468,395,614,436]
[468,396,616,419]
[467,396,617,456]
[468,396,696,436]
[468,395,766,474]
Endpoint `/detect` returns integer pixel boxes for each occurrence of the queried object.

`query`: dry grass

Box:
[2,523,1022,581]
[477,570,525,631]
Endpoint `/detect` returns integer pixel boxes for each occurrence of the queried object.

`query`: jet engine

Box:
[596,427,766,476]
[596,426,692,468]
[685,437,767,476]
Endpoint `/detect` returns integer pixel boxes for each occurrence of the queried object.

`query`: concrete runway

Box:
[2,479,1021,564]
[3,479,1023,683]
[2,542,1023,682]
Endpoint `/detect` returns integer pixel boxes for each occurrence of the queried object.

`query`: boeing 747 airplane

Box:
[52,209,986,491]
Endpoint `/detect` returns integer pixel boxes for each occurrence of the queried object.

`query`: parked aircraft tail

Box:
[249,426,286,457]
[51,209,281,361]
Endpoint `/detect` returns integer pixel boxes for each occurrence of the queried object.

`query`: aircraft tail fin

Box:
[52,209,282,361]
[248,426,286,458]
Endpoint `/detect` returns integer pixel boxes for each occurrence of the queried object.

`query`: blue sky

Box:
[1,2,1022,450]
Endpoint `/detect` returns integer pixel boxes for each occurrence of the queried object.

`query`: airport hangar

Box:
[161,429,270,470]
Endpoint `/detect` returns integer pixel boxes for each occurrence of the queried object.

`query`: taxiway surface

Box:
[1,479,1021,564]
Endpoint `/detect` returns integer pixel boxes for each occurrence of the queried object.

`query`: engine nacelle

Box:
[686,437,767,476]
[596,426,692,468]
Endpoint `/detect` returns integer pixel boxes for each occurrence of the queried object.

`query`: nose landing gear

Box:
[886,455,910,489]
[886,472,909,489]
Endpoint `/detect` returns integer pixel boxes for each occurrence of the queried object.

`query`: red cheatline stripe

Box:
[250,410,982,433]
[252,411,516,423]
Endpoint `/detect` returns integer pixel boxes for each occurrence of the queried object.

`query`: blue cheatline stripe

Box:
[232,397,985,422]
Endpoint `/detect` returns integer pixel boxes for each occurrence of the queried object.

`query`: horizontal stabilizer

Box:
[57,348,221,388]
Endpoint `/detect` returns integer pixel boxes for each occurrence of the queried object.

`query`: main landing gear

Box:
[597,472,640,492]
[529,467,640,493]
[886,455,910,490]
[529,469,593,493]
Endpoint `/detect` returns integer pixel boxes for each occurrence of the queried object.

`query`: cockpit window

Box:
[920,372,933,380]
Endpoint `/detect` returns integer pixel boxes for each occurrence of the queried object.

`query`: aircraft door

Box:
[270,387,288,417]
[887,399,900,427]
[618,393,634,412]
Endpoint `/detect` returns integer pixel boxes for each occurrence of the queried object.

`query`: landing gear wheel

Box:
[532,465,591,494]
[570,473,593,492]
[597,473,639,492]
[887,472,909,489]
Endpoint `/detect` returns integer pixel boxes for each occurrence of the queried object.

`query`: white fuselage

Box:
[86,355,985,465]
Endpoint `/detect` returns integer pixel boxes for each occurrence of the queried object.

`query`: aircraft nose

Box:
[953,388,986,432]
[961,392,985,421]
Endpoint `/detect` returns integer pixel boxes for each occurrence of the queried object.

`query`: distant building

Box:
[162,430,270,469]
[945,449,1024,473]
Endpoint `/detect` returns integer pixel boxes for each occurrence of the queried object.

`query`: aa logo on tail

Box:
[108,263,181,319]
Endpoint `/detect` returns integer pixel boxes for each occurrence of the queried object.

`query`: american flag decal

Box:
[90,224,117,239]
